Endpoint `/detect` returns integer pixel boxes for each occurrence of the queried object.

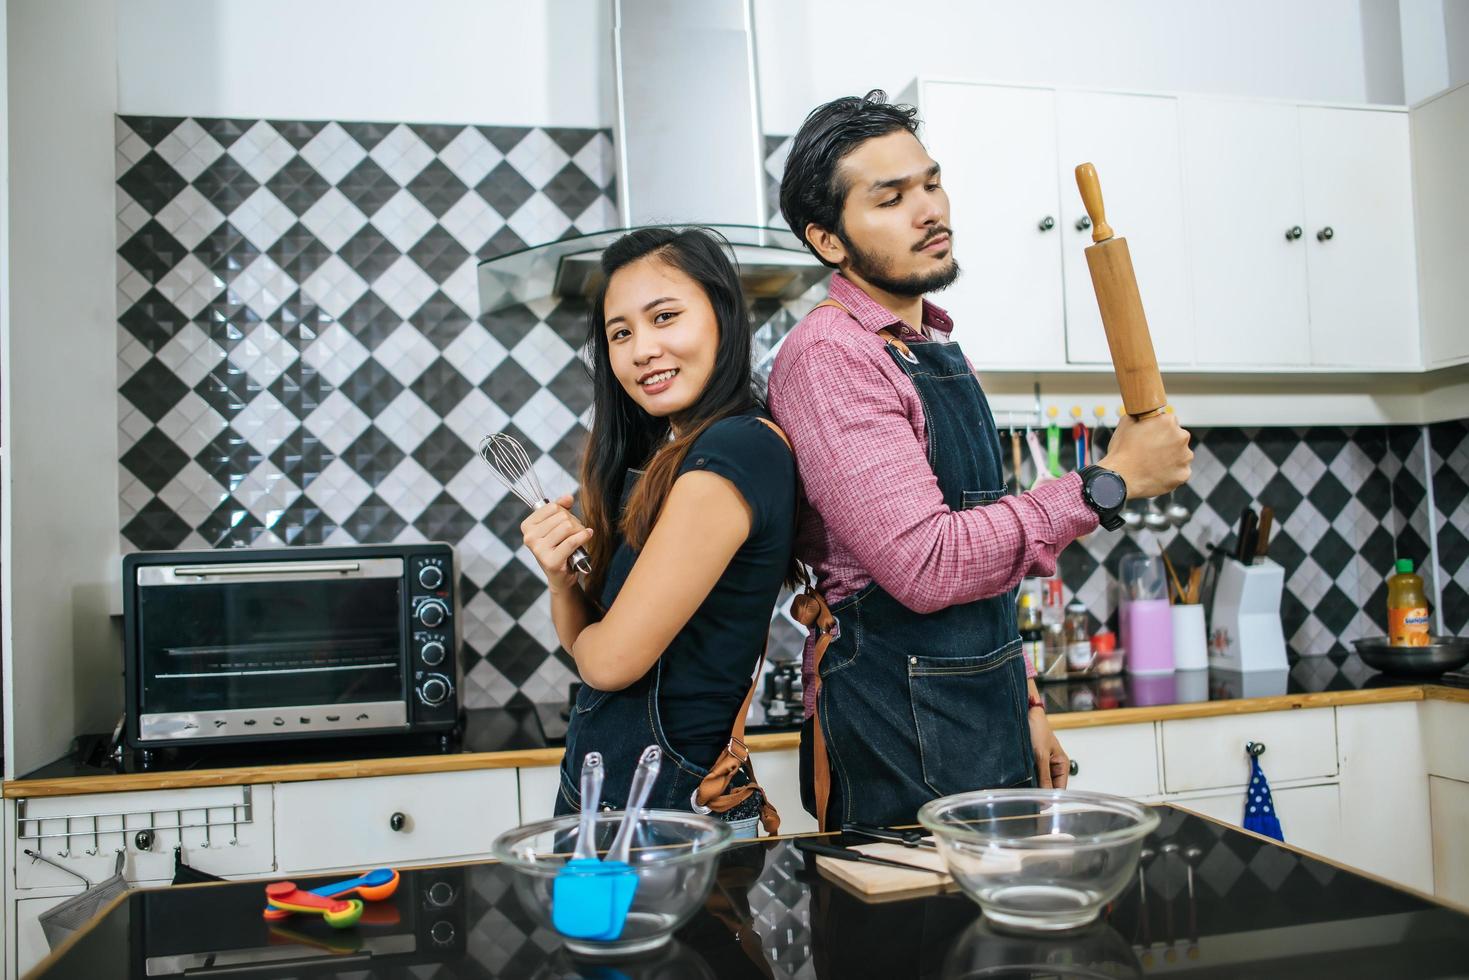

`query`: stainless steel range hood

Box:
[476,0,827,316]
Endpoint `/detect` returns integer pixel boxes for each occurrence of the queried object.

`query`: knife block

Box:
[1208,559,1288,671]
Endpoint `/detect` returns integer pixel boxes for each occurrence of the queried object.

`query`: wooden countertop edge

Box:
[7,684,1463,799]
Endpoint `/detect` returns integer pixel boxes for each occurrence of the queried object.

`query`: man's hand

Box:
[1029,707,1070,789]
[1096,412,1192,500]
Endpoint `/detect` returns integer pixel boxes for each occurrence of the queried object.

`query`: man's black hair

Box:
[778,89,921,267]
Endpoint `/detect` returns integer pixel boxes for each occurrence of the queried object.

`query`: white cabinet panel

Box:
[1056,91,1193,366]
[751,747,816,837]
[1430,776,1469,906]
[1057,723,1159,798]
[1160,708,1336,794]
[1411,83,1469,368]
[518,764,562,826]
[274,769,517,873]
[16,893,76,979]
[1182,98,1310,367]
[1170,783,1342,859]
[1300,108,1419,368]
[920,82,1067,368]
[14,785,274,889]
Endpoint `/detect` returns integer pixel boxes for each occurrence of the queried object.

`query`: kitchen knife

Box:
[842,823,938,851]
[1236,508,1258,564]
[795,838,947,875]
[1254,506,1274,564]
[1075,163,1168,420]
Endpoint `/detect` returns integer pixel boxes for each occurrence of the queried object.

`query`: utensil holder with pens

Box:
[1208,558,1287,672]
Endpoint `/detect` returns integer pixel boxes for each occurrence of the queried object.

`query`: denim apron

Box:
[553,470,753,819]
[810,326,1035,828]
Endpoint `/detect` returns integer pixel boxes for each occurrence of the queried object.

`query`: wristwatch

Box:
[1079,464,1127,531]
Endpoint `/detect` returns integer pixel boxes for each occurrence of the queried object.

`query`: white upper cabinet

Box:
[1181,98,1312,367]
[1410,81,1469,370]
[1056,91,1193,367]
[1299,107,1420,369]
[915,81,1423,375]
[920,82,1068,369]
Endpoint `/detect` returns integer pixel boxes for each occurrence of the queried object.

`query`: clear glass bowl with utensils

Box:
[918,789,1159,933]
[491,810,733,958]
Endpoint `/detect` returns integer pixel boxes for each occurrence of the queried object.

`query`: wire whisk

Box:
[478,433,592,575]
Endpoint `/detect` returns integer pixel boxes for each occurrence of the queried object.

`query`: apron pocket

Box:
[961,489,1008,510]
[574,684,611,715]
[907,642,1029,796]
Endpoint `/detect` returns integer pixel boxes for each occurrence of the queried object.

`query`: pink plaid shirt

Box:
[767,274,1099,715]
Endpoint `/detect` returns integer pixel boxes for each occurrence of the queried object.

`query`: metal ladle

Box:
[1164,492,1191,528]
[1143,499,1171,532]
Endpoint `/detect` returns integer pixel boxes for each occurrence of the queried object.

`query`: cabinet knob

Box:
[1075,216,1092,232]
[1285,226,1303,241]
[1246,740,1266,757]
[390,812,407,832]
[1068,759,1079,776]
[1038,216,1055,232]
[1316,226,1334,242]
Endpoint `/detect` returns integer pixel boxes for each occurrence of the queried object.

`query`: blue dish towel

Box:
[1243,755,1284,841]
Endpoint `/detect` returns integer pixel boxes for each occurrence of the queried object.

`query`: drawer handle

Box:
[390,812,408,832]
[1068,759,1079,776]
[1246,740,1266,757]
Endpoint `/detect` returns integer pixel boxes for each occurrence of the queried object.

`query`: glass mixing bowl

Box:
[919,789,1158,933]
[491,809,733,958]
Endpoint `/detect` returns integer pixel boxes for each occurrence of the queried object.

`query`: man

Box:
[769,91,1193,829]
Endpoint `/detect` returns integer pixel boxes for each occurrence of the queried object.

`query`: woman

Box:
[521,227,796,838]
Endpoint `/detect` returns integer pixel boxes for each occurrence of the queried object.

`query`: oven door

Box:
[132,557,408,742]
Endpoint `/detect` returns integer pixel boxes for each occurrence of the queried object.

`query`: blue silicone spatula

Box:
[598,744,662,940]
[551,751,609,938]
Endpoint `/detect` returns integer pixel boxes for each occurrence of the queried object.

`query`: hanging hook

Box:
[1245,740,1266,758]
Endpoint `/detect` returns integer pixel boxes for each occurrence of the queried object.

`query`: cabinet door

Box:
[1159,708,1336,794]
[1170,783,1342,860]
[920,82,1067,368]
[1181,98,1310,366]
[1056,92,1193,366]
[1299,107,1420,368]
[1411,83,1469,368]
[1429,776,1469,906]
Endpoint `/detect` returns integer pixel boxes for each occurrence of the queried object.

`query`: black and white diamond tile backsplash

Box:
[115,115,618,710]
[116,115,1468,712]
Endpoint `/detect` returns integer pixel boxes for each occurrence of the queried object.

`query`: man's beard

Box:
[842,231,961,297]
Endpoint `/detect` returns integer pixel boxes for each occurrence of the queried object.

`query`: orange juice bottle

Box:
[1387,559,1431,647]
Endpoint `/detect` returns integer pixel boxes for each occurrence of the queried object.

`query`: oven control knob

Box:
[420,640,446,667]
[418,564,444,590]
[417,599,447,627]
[420,674,452,706]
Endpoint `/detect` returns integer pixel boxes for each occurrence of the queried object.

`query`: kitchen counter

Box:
[7,651,1467,799]
[25,806,1469,979]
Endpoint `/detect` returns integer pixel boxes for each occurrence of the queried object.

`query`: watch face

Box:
[1090,471,1127,510]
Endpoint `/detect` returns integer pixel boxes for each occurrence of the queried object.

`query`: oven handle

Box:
[171,561,363,577]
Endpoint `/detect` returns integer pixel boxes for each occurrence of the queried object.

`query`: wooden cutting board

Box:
[813,843,955,903]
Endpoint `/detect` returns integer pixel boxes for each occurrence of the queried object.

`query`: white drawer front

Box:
[1161,708,1337,794]
[1170,783,1343,860]
[518,764,562,826]
[751,747,816,837]
[1058,724,1160,798]
[274,769,518,873]
[13,785,275,889]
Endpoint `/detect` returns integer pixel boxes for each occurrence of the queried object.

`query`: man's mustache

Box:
[914,227,952,252]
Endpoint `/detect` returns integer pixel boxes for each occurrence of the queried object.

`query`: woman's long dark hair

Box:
[579,228,759,594]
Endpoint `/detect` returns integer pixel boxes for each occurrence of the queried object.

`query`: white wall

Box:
[755,0,1382,134]
[117,0,613,127]
[4,0,121,777]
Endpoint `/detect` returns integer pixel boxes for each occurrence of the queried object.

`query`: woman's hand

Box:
[520,494,593,595]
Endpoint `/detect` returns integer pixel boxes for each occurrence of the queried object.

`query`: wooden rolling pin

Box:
[1075,163,1168,419]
